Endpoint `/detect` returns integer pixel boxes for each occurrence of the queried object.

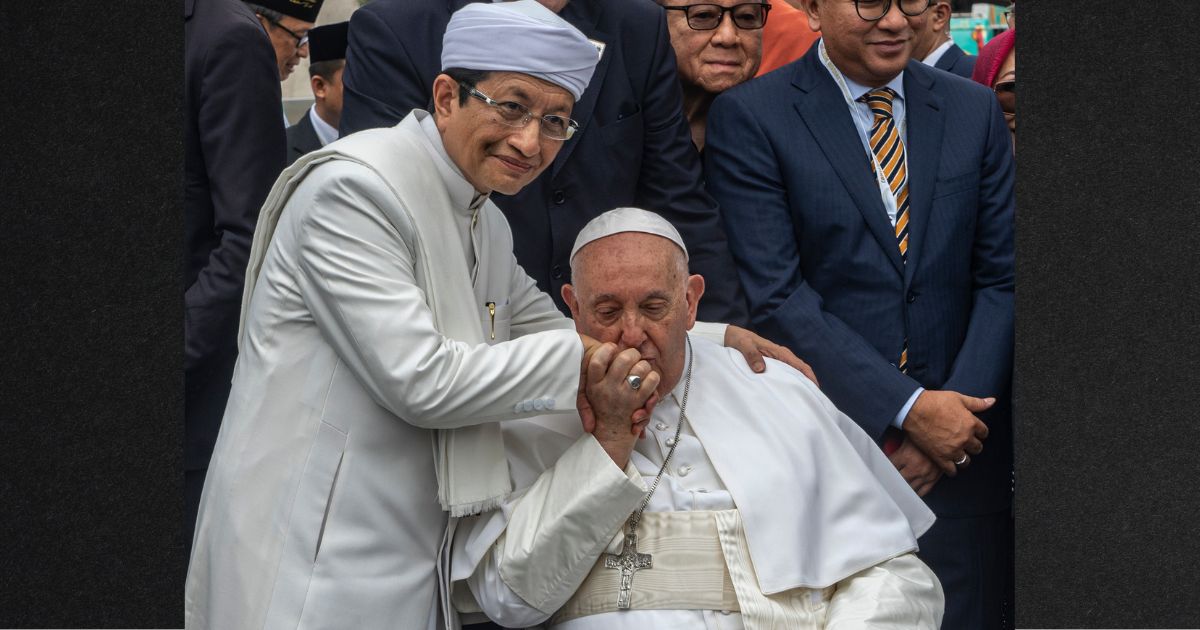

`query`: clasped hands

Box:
[890,389,994,496]
[575,337,658,468]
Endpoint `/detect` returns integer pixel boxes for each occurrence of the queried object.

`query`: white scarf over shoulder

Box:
[241,112,511,516]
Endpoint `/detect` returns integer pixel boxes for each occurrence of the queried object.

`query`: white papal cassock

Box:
[451,335,945,629]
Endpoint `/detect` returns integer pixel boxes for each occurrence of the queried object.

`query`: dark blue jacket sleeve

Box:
[185,22,285,370]
[942,94,1014,401]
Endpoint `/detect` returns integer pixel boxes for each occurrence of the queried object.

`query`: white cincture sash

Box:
[553,510,836,629]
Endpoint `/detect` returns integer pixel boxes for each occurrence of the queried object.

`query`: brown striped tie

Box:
[860,87,910,374]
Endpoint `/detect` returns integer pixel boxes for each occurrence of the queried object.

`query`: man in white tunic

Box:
[186,4,802,630]
[451,209,946,629]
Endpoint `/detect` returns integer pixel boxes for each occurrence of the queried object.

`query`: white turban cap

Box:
[441,0,599,102]
[570,207,690,262]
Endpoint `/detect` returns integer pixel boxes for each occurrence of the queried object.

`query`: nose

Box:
[877,0,909,31]
[711,10,739,44]
[617,312,647,350]
[507,118,542,158]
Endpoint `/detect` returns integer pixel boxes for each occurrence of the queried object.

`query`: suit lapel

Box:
[292,113,321,154]
[793,52,903,276]
[934,44,962,72]
[900,62,944,288]
[551,0,610,178]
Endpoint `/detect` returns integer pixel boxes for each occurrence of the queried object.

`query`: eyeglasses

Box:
[851,0,931,22]
[994,80,1015,115]
[461,84,581,141]
[661,3,771,31]
[267,18,309,47]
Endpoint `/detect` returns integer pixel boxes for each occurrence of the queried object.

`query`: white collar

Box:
[922,39,955,67]
[308,105,339,147]
[413,109,490,216]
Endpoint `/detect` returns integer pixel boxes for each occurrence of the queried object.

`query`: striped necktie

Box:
[861,88,910,263]
[860,88,911,376]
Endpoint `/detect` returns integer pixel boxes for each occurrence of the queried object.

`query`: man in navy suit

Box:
[706,0,1014,627]
[339,0,749,324]
[184,0,287,557]
[913,0,975,78]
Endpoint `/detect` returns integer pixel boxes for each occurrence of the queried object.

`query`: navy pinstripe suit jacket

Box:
[706,47,1014,516]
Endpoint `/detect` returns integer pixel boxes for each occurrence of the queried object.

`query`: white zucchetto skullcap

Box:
[440,0,599,102]
[570,207,689,263]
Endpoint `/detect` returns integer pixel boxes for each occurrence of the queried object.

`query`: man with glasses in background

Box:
[706,0,1015,626]
[245,0,323,81]
[657,1,769,152]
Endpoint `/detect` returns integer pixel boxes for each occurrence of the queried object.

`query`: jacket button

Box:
[553,190,566,205]
[906,290,917,304]
[552,265,563,279]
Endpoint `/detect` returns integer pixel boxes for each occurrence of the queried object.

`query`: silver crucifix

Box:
[603,530,652,609]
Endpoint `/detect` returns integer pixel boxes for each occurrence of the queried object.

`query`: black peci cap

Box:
[255,0,325,23]
[308,21,349,63]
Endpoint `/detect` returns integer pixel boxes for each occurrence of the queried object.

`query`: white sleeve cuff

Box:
[893,387,924,429]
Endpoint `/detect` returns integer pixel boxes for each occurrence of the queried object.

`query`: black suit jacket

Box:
[934,42,976,79]
[184,0,285,471]
[286,111,323,166]
[340,0,748,323]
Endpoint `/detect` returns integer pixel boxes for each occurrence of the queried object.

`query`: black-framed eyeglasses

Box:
[993,80,1015,115]
[267,18,309,47]
[461,84,580,141]
[661,3,771,31]
[852,0,931,22]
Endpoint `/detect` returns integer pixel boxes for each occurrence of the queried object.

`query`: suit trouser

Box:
[917,509,1014,630]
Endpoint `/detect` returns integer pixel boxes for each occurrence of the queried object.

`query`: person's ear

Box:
[432,74,458,122]
[561,283,582,320]
[684,274,705,329]
[934,2,952,30]
[311,75,327,100]
[801,0,822,32]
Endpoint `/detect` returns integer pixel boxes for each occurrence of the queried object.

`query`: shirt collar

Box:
[414,109,490,215]
[308,105,339,147]
[922,39,955,67]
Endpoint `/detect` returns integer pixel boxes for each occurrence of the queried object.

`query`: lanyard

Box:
[818,40,906,225]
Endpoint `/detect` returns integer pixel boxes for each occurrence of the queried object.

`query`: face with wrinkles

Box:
[433,71,574,195]
[665,0,764,94]
[564,232,704,395]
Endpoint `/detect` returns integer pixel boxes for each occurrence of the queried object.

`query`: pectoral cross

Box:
[603,530,652,609]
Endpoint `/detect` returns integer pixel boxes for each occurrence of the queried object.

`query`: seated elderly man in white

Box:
[450,208,945,629]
